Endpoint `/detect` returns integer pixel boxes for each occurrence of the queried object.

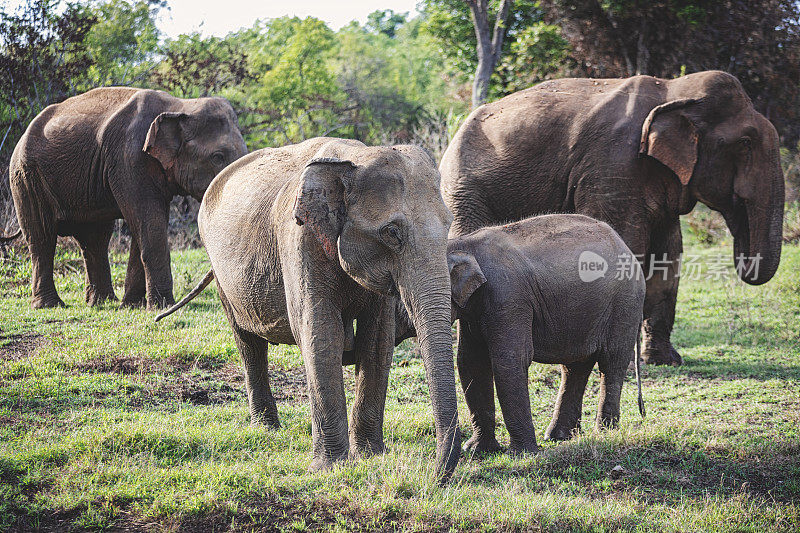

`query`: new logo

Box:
[578,251,608,282]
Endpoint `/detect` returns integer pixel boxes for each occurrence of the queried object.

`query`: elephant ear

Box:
[293,157,357,261]
[448,251,487,309]
[639,99,701,186]
[143,112,189,171]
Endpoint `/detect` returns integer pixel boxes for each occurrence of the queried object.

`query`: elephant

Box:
[155,137,461,481]
[440,70,785,366]
[395,214,645,454]
[447,214,645,453]
[8,86,247,309]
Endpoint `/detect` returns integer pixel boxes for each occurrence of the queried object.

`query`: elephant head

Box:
[144,97,247,201]
[293,142,461,480]
[640,71,784,284]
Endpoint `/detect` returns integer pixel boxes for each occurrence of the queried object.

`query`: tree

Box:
[0,0,96,161]
[496,21,570,94]
[539,0,800,143]
[420,0,564,106]
[332,17,454,143]
[466,0,512,107]
[365,9,408,38]
[81,0,163,87]
[150,32,250,98]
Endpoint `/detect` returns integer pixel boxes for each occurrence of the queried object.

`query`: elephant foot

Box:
[642,342,682,366]
[31,294,65,309]
[146,296,175,311]
[463,433,502,456]
[121,291,174,310]
[349,439,387,460]
[86,288,117,307]
[251,412,280,429]
[121,295,146,308]
[309,451,349,472]
[508,440,539,456]
[595,416,619,431]
[544,424,579,441]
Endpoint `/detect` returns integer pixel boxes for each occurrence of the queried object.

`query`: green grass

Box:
[1,236,799,531]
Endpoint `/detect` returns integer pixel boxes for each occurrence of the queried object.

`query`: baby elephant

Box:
[448,214,646,454]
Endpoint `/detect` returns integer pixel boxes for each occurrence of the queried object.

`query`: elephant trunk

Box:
[729,162,784,285]
[397,254,461,482]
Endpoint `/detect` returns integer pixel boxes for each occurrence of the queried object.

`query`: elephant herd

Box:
[3,70,785,482]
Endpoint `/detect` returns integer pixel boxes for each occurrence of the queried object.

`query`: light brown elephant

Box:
[440,71,785,366]
[157,138,461,481]
[8,87,247,309]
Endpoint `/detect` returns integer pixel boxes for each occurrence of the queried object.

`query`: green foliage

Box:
[251,17,339,144]
[365,9,408,38]
[81,0,164,87]
[497,22,571,93]
[150,32,250,98]
[0,0,97,158]
[145,14,462,151]
[419,0,567,99]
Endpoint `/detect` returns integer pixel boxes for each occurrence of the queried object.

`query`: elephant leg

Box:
[291,297,349,471]
[486,319,537,454]
[233,325,279,427]
[28,228,64,309]
[74,222,116,306]
[457,320,501,455]
[123,204,174,310]
[122,237,146,307]
[349,297,394,458]
[544,360,594,441]
[595,348,629,430]
[642,222,682,366]
[219,286,279,427]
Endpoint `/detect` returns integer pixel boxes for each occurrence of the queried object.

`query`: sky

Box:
[2,1,422,38]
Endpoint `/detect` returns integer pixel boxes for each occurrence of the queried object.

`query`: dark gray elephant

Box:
[396,215,645,454]
[440,71,785,366]
[447,215,645,453]
[8,87,247,309]
[156,138,461,481]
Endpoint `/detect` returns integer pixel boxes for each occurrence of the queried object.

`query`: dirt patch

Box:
[0,332,45,361]
[71,354,317,407]
[270,366,309,404]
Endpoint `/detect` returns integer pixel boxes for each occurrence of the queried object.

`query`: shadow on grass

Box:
[2,488,651,533]
[684,357,800,381]
[464,435,800,505]
[641,347,800,381]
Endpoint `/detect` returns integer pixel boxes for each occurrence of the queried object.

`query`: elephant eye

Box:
[379,222,403,250]
[738,137,752,150]
[211,152,226,166]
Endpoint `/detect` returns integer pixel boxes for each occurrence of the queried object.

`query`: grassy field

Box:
[1,232,799,532]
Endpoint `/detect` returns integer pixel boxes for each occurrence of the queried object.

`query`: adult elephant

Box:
[8,87,247,309]
[156,138,461,481]
[440,71,784,366]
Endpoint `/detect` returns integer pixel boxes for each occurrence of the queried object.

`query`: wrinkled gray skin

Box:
[9,87,247,309]
[194,138,460,480]
[440,71,784,366]
[397,215,645,453]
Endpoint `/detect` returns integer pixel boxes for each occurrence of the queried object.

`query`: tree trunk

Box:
[467,0,513,108]
[635,19,650,75]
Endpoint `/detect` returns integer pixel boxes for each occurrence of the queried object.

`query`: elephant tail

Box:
[155,269,214,322]
[0,229,22,244]
[635,323,646,418]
